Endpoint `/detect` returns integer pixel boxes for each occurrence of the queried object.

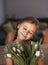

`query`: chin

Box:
[20,37,26,41]
[19,37,24,40]
[20,36,28,40]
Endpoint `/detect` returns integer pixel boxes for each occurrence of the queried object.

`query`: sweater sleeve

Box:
[2,22,17,33]
[4,41,16,59]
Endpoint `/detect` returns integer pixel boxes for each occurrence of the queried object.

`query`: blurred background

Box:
[0,0,48,24]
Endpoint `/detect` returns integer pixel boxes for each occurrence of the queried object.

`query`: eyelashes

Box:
[23,27,33,34]
[23,27,27,30]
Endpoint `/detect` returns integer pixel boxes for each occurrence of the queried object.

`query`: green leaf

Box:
[7,46,25,65]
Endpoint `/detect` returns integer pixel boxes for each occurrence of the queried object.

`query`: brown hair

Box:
[18,16,39,31]
[14,16,39,40]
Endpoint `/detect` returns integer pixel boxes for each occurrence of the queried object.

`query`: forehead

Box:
[21,21,36,27]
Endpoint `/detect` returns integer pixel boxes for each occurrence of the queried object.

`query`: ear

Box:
[17,24,21,29]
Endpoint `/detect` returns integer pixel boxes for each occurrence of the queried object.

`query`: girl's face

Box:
[17,21,37,41]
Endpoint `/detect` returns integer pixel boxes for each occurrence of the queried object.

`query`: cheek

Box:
[19,27,23,32]
[27,33,35,39]
[27,34,32,39]
[18,27,24,36]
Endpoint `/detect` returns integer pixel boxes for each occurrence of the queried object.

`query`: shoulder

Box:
[4,41,16,58]
[4,41,16,52]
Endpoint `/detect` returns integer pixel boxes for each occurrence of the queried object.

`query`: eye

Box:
[29,31,33,34]
[23,27,27,30]
[28,31,33,34]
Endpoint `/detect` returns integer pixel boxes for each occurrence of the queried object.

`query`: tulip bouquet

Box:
[5,39,42,65]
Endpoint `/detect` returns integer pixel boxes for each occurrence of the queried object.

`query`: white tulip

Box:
[35,51,40,57]
[7,53,11,58]
[17,49,21,53]
[12,47,16,52]
[17,53,19,56]
[35,44,38,49]
[31,41,34,45]
[20,46,23,51]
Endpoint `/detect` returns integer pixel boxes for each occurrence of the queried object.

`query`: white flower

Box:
[35,44,38,49]
[17,49,21,53]
[31,41,34,45]
[35,51,40,57]
[20,46,23,51]
[12,47,16,52]
[7,53,12,58]
[17,53,19,56]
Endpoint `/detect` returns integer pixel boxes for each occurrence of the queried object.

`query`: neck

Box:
[15,36,22,45]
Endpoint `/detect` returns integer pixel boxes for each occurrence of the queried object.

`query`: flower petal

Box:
[7,53,12,58]
[35,51,40,57]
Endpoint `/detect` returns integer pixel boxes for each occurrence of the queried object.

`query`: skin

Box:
[16,21,37,43]
[5,21,44,65]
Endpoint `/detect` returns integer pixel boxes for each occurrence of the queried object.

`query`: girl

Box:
[4,16,44,65]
